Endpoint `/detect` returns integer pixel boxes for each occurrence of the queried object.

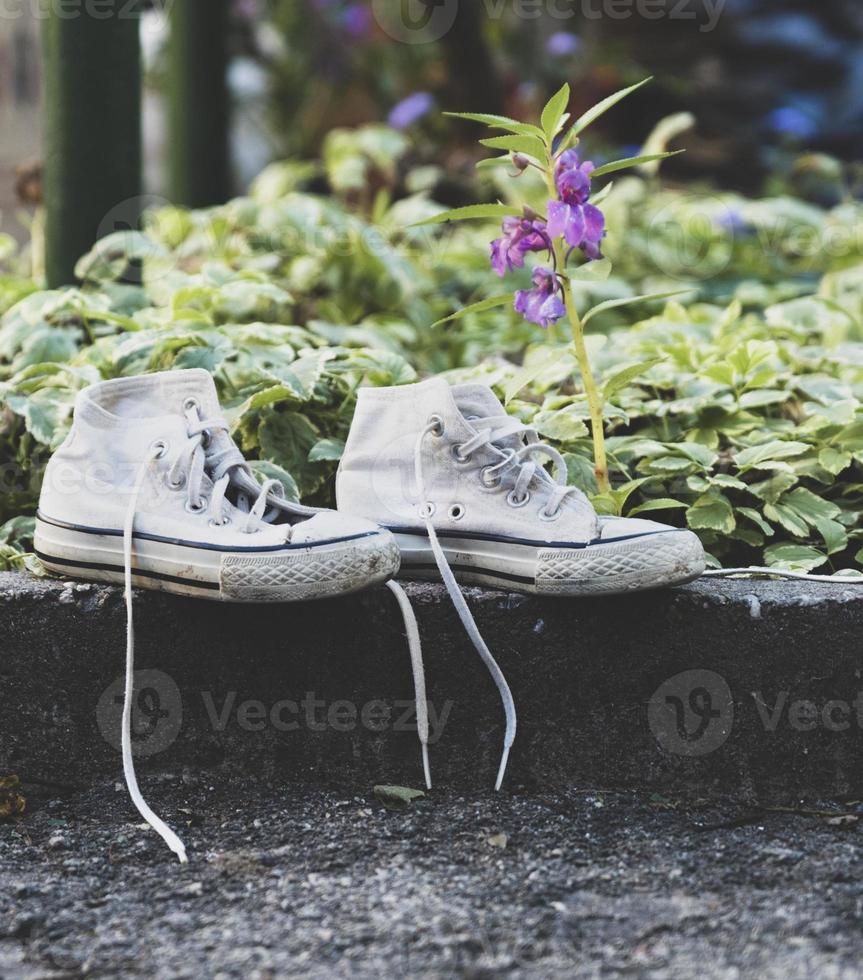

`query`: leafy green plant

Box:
[0,121,862,575]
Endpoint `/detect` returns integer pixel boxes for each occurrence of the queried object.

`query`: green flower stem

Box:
[545,165,610,494]
[560,266,611,494]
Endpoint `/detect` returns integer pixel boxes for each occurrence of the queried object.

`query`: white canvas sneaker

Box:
[35,369,400,602]
[336,377,705,596]
[33,369,416,864]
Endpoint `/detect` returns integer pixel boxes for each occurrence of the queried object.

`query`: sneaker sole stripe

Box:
[33,549,220,591]
[386,524,690,549]
[406,561,534,586]
[36,511,379,553]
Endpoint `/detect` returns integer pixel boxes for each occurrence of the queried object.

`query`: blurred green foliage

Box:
[1,124,863,574]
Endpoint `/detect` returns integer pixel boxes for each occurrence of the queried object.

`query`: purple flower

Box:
[388,92,434,130]
[341,2,372,38]
[546,31,581,58]
[514,267,566,329]
[547,150,606,260]
[490,216,550,277]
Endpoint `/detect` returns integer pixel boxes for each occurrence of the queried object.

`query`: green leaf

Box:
[748,471,799,503]
[686,493,736,534]
[532,406,589,442]
[783,486,840,524]
[504,347,572,405]
[431,293,514,328]
[813,516,848,555]
[764,544,829,573]
[590,151,684,179]
[737,507,774,536]
[628,498,687,516]
[475,156,510,170]
[443,111,545,139]
[479,135,547,161]
[581,291,688,327]
[246,460,300,503]
[735,441,810,472]
[308,438,346,463]
[541,83,570,140]
[763,502,810,537]
[568,77,653,139]
[602,358,664,400]
[819,447,852,475]
[411,204,522,227]
[373,785,425,809]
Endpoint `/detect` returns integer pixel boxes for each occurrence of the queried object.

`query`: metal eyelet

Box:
[208,516,231,528]
[418,502,436,519]
[539,505,561,522]
[448,504,465,521]
[185,497,208,515]
[167,473,186,491]
[507,489,531,508]
[428,414,444,437]
[183,397,201,413]
[479,466,503,490]
[451,443,471,464]
[240,526,261,535]
[150,440,169,460]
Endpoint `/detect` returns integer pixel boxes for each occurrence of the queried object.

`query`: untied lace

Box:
[121,406,432,863]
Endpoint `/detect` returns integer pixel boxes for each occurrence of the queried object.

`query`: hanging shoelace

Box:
[120,410,432,862]
[386,580,432,789]
[703,568,863,583]
[123,446,189,864]
[415,418,519,791]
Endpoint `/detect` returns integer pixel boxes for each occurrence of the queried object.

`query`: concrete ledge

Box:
[2,571,863,800]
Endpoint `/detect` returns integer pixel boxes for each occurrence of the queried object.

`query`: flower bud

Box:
[511,153,531,172]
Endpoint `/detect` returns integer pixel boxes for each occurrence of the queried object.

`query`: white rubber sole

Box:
[393,527,705,596]
[34,515,401,602]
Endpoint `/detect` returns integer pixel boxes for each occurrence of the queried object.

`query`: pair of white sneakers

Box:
[35,369,705,861]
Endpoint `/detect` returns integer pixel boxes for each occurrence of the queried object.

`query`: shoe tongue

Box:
[451,383,524,453]
[451,382,507,420]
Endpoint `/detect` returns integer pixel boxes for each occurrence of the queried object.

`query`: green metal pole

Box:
[168,0,230,208]
[42,0,142,288]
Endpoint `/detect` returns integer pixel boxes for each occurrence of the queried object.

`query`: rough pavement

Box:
[2,777,863,978]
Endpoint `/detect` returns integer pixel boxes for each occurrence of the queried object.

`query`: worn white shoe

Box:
[337,377,705,595]
[34,369,408,864]
[36,369,400,602]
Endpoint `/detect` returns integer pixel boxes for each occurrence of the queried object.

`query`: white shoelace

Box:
[415,419,518,791]
[703,568,863,583]
[386,580,432,789]
[120,415,433,862]
[452,414,586,517]
[123,445,189,864]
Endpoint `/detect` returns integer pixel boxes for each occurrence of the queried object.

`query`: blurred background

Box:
[1,0,862,241]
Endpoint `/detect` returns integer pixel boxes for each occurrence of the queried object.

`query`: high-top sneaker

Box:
[35,369,400,602]
[336,377,705,595]
[34,369,406,863]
